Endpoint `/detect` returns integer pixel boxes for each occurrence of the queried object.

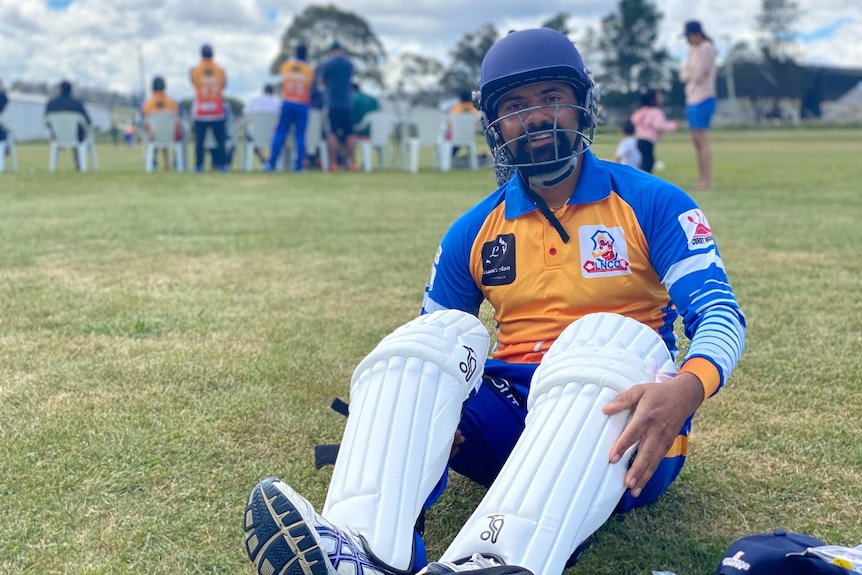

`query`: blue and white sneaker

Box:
[244,477,395,575]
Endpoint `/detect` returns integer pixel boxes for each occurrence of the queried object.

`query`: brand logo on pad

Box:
[481,234,515,286]
[578,226,631,277]
[480,514,505,543]
[678,209,715,250]
[460,346,478,382]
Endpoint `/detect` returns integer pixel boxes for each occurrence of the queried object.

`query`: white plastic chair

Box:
[356,111,396,172]
[403,107,446,173]
[242,111,279,171]
[143,112,183,172]
[304,108,330,172]
[0,125,18,173]
[439,112,479,172]
[46,112,91,172]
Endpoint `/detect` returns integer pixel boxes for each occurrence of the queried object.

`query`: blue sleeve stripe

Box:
[662,251,725,290]
[686,308,746,386]
[691,291,739,313]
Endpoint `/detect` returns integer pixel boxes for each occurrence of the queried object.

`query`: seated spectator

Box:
[352,82,379,139]
[45,80,92,171]
[141,76,183,170]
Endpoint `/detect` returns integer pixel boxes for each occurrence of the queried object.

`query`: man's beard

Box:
[509,124,576,178]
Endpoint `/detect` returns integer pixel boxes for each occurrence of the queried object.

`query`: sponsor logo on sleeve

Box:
[481,233,515,286]
[578,226,631,277]
[678,209,715,250]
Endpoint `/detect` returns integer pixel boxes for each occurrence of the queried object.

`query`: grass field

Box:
[1,129,860,575]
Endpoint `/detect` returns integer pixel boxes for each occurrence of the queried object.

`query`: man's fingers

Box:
[602,385,642,415]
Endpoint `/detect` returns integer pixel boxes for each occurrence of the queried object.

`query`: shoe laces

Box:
[461,554,502,569]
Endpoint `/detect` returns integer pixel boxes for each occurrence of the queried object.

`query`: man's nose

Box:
[521,104,556,129]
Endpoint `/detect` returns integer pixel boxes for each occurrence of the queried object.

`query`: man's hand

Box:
[602,372,705,497]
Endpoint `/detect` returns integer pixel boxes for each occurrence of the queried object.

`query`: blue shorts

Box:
[447,358,689,513]
[686,97,717,130]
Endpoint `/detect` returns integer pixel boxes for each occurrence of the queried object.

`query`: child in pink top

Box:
[630,88,678,173]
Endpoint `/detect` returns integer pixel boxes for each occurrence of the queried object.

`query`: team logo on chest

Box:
[578,226,631,277]
[481,233,515,286]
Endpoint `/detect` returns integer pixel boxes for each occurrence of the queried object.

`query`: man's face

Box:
[494,81,580,172]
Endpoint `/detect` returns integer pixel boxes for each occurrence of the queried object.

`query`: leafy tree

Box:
[756,0,801,61]
[271,4,386,88]
[441,23,499,96]
[541,13,572,36]
[384,51,446,108]
[595,0,671,107]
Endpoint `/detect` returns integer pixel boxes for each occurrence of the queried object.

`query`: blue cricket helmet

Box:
[475,28,600,185]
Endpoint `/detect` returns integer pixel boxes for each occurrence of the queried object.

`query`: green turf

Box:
[0,129,860,575]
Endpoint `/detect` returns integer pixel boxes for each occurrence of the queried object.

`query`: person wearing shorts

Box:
[680,20,717,190]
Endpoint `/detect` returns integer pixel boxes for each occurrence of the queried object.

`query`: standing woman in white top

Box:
[680,20,717,190]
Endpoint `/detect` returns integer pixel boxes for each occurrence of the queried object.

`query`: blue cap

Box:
[683,20,704,36]
[716,530,849,575]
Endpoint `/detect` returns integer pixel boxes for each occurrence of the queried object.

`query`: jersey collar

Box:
[503,151,612,219]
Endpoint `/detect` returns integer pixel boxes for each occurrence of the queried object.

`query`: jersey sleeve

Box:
[421,200,497,317]
[638,182,746,397]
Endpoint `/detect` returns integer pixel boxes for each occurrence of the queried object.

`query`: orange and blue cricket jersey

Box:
[142,91,179,116]
[421,150,746,511]
[279,59,314,105]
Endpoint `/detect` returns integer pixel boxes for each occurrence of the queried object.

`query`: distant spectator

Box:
[680,20,717,190]
[352,81,379,139]
[141,76,183,170]
[123,120,136,147]
[247,84,280,115]
[447,89,479,158]
[267,44,315,172]
[630,88,678,173]
[613,120,642,169]
[246,84,281,166]
[190,43,228,172]
[45,80,92,171]
[0,79,8,142]
[316,41,355,171]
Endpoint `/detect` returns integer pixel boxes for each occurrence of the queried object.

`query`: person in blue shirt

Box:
[316,41,355,170]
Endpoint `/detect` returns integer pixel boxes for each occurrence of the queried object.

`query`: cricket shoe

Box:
[419,554,533,575]
[244,476,396,575]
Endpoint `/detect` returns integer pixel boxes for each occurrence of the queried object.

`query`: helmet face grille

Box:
[475,29,601,180]
[483,99,597,182]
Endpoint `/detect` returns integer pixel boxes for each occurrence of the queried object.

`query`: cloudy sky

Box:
[0,0,859,104]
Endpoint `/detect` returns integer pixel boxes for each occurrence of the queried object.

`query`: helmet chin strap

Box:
[527,156,578,189]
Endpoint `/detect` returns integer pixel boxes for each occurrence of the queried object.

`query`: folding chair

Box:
[355,111,397,172]
[143,111,183,172]
[402,107,446,173]
[46,111,91,172]
[242,111,279,171]
[439,112,479,172]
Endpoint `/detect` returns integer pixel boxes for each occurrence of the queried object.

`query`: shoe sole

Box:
[244,477,330,575]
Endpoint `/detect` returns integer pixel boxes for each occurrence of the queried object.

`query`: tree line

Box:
[9,0,808,119]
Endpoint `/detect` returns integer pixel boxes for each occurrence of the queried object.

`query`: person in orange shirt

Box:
[265,44,315,172]
[189,44,228,172]
[446,90,479,160]
[141,76,182,171]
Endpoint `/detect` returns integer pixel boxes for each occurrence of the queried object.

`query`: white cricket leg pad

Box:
[441,313,676,575]
[323,309,490,571]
